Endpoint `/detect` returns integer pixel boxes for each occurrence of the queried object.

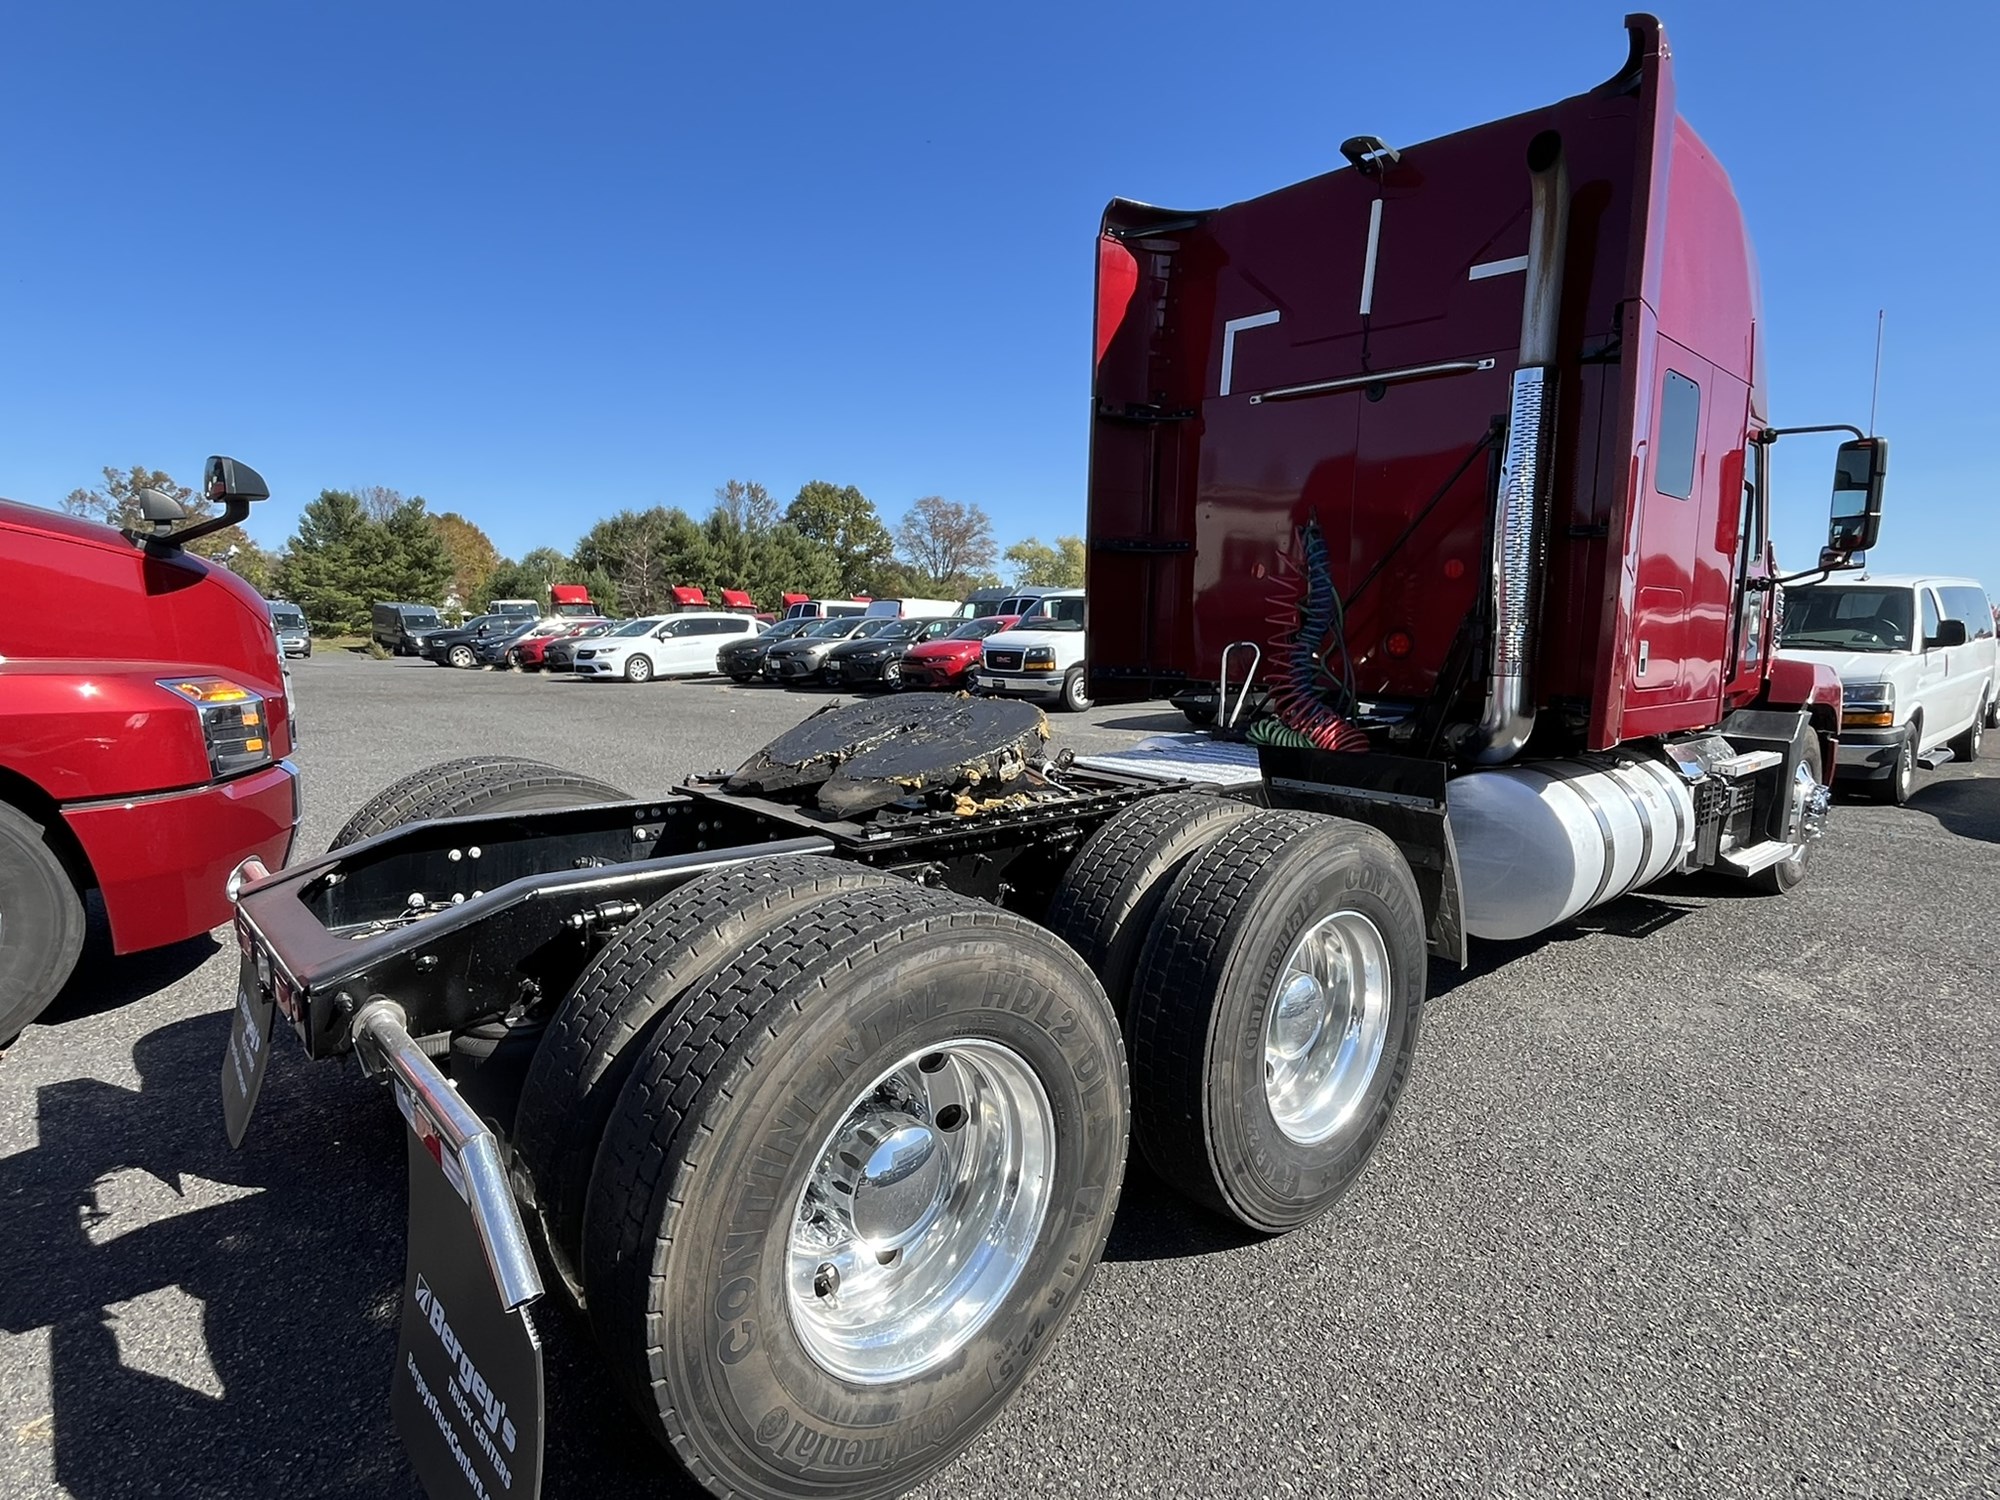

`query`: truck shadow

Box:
[34,897,218,1030]
[1907,774,2000,844]
[0,1013,420,1498]
[1428,890,1700,1004]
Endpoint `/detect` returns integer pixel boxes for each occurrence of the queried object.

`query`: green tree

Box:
[431,511,502,609]
[743,523,844,610]
[378,498,456,606]
[1003,534,1086,587]
[484,546,570,607]
[785,481,893,593]
[896,496,996,591]
[276,490,376,632]
[714,479,779,533]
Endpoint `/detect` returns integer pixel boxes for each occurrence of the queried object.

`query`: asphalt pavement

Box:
[3,650,1995,1499]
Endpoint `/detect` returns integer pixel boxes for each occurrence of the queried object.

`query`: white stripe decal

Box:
[1468,254,1529,281]
[1219,309,1281,397]
[1359,199,1384,315]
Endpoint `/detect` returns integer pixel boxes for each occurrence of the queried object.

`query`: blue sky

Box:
[2,3,1994,590]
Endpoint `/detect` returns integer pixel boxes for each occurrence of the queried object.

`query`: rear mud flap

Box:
[1256,744,1468,966]
[360,1005,547,1500]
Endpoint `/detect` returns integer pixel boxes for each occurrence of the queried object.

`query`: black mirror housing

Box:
[205,455,270,505]
[138,487,187,525]
[1931,618,1968,649]
[1825,436,1887,558]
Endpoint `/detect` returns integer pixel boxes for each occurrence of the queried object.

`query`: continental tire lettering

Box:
[751,1406,960,1472]
[714,1274,757,1365]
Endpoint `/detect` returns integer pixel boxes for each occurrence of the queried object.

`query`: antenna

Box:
[1868,308,1885,436]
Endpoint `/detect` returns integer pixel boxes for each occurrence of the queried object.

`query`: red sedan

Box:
[515,617,611,670]
[902,615,1020,690]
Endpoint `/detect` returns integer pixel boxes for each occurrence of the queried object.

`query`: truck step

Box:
[1718,839,1797,875]
[1711,749,1782,779]
[1918,747,1955,770]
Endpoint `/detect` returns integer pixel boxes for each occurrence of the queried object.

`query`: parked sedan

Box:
[719,618,811,682]
[508,620,608,672]
[473,616,582,669]
[763,616,892,684]
[902,615,1020,690]
[821,617,958,689]
[541,622,618,674]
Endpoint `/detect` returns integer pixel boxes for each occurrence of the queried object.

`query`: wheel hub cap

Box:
[843,1116,947,1250]
[787,1039,1054,1384]
[1263,911,1392,1145]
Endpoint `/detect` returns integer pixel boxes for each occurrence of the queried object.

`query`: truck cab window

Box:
[1655,370,1700,499]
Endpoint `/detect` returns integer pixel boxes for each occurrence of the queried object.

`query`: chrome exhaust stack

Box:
[1472,130,1568,765]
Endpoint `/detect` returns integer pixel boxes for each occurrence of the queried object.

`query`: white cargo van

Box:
[863,597,961,619]
[1777,573,1997,803]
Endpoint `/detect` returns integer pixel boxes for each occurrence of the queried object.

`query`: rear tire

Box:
[513,855,904,1297]
[1951,693,1987,761]
[582,886,1127,1500]
[1127,809,1426,1234]
[328,756,629,851]
[1045,792,1258,1016]
[1059,666,1091,713]
[625,654,654,683]
[0,803,86,1044]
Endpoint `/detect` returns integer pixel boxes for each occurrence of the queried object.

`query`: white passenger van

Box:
[1777,574,1997,803]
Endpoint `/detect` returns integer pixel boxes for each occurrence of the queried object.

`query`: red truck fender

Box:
[1757,656,1843,779]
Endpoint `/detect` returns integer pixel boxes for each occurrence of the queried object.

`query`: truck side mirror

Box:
[138,487,187,526]
[204,455,271,505]
[1929,618,1968,650]
[1826,437,1886,557]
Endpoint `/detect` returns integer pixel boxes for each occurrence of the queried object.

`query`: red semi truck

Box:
[0,458,300,1042]
[1089,11,1882,929]
[221,18,1885,1500]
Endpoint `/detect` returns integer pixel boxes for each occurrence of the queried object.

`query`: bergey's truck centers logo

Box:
[414,1274,519,1480]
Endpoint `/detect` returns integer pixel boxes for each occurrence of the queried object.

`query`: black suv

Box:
[418,613,518,669]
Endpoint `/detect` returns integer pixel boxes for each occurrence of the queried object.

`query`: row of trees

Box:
[57,466,1087,634]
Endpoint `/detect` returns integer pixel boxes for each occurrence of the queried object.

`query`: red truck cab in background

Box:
[0,457,301,1041]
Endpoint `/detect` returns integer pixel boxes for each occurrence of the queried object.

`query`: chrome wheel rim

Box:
[787,1038,1054,1384]
[1263,910,1392,1145]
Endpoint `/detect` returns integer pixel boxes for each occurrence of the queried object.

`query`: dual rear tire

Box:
[519,859,1128,1500]
[1048,795,1428,1233]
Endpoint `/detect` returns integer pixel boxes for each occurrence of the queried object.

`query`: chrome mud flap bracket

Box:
[356,1001,547,1500]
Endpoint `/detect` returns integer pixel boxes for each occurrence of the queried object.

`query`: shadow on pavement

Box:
[34,897,218,1031]
[1428,890,1700,1004]
[1100,1158,1262,1264]
[1908,774,2000,844]
[1094,711,1193,734]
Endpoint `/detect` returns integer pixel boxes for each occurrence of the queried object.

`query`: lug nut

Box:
[814,1263,840,1298]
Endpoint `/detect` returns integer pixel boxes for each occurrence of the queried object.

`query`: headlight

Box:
[158,677,271,776]
[1024,647,1058,669]
[1842,680,1895,728]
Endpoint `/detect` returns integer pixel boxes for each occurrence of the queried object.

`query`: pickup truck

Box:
[0,458,301,1041]
[976,588,1090,710]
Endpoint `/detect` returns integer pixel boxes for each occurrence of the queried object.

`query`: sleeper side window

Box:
[1655,370,1700,499]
